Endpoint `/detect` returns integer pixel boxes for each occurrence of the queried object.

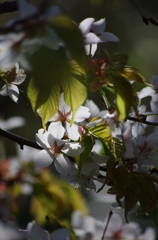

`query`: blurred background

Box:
[0,0,158,235]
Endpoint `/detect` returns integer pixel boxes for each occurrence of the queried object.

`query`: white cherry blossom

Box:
[34,129,84,175]
[138,75,158,102]
[79,18,119,56]
[0,63,26,102]
[48,93,90,141]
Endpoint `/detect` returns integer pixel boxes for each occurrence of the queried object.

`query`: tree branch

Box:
[128,0,158,26]
[126,116,158,126]
[0,1,17,15]
[0,128,41,150]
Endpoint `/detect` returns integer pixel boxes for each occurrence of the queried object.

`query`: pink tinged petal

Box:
[99,32,119,42]
[65,122,81,141]
[152,75,158,88]
[91,18,106,34]
[48,121,65,139]
[27,221,48,240]
[62,143,85,157]
[75,106,91,122]
[84,32,100,44]
[34,149,53,168]
[138,87,154,99]
[0,84,8,96]
[79,18,95,35]
[8,84,19,102]
[17,0,37,19]
[50,228,70,240]
[54,155,70,175]
[36,130,50,149]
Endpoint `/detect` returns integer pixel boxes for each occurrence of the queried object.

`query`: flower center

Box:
[50,142,62,158]
[55,108,71,124]
[112,229,122,240]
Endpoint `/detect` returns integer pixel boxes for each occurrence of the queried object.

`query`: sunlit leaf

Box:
[122,66,146,84]
[109,70,138,121]
[52,15,86,65]
[124,173,140,222]
[62,72,87,124]
[113,137,126,164]
[28,48,72,129]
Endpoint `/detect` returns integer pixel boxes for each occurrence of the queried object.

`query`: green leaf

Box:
[113,137,126,163]
[27,48,69,129]
[108,166,130,206]
[52,15,86,65]
[136,175,157,216]
[124,173,140,222]
[61,72,87,124]
[78,135,93,173]
[109,70,138,121]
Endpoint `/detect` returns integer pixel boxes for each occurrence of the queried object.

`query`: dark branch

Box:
[0,1,17,15]
[128,0,158,26]
[126,116,158,126]
[0,128,42,150]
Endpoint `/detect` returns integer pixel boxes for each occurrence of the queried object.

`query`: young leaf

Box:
[122,66,146,84]
[124,173,140,222]
[113,137,126,164]
[52,15,86,65]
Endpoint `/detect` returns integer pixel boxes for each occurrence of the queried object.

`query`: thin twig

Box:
[101,211,113,240]
[128,0,158,26]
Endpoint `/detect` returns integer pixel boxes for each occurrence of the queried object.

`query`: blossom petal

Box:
[27,221,48,240]
[0,84,8,96]
[62,142,85,157]
[99,32,119,42]
[34,149,53,168]
[48,121,65,139]
[75,106,91,122]
[48,133,67,147]
[79,18,94,35]
[138,86,154,99]
[17,0,37,19]
[84,44,97,56]
[8,84,19,102]
[36,129,50,149]
[91,18,106,34]
[152,75,158,88]
[54,155,70,175]
[50,228,70,240]
[84,32,100,44]
[65,122,81,141]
